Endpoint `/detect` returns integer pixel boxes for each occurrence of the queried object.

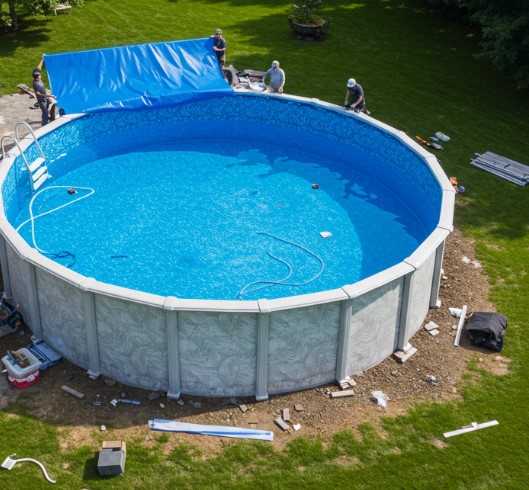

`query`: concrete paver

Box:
[0,91,42,141]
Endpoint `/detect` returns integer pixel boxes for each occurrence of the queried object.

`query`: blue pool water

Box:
[13,136,426,301]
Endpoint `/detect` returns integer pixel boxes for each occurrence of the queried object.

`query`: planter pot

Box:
[288,18,330,39]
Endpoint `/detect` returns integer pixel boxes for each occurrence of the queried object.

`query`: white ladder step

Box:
[32,165,48,182]
[33,173,50,191]
[10,122,48,193]
[28,156,46,173]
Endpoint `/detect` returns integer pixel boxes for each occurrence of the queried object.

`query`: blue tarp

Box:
[43,38,233,114]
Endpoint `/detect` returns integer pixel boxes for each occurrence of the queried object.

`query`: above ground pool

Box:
[0,93,454,399]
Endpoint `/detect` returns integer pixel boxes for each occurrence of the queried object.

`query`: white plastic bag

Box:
[371,390,389,409]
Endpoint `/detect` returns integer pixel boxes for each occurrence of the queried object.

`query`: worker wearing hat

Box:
[32,57,57,126]
[213,29,226,68]
[344,78,368,114]
[264,60,285,94]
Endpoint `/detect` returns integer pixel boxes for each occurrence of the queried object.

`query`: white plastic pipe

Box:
[454,304,468,346]
[1,454,56,483]
[443,420,499,438]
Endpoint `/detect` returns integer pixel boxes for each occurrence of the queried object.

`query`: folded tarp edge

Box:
[44,38,233,114]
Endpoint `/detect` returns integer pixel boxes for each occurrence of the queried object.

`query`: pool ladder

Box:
[1,122,51,191]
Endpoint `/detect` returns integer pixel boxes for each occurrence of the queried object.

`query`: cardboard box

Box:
[97,441,126,476]
[27,341,62,370]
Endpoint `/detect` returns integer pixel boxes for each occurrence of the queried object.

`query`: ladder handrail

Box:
[1,135,31,169]
[1,125,50,192]
[15,122,45,161]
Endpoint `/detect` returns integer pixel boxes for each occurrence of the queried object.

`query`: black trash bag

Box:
[465,312,507,352]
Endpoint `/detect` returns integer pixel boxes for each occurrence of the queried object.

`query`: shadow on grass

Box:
[0,19,52,57]
[82,453,102,481]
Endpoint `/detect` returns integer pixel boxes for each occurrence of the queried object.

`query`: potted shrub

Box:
[287,0,331,39]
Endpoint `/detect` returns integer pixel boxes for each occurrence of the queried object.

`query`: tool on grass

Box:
[416,135,443,150]
[435,131,451,142]
[111,398,141,406]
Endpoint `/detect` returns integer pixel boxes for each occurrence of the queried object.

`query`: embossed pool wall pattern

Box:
[0,93,454,399]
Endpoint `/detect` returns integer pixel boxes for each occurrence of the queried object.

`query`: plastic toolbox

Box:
[27,341,62,370]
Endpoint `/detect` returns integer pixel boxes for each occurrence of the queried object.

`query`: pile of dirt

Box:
[0,227,509,453]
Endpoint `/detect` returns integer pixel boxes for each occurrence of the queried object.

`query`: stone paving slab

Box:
[0,91,42,141]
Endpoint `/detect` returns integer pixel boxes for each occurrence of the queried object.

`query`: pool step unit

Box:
[0,122,51,192]
[27,156,50,190]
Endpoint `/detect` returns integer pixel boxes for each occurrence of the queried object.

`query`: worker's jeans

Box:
[37,99,56,126]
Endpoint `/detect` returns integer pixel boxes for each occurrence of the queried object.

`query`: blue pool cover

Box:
[43,38,233,114]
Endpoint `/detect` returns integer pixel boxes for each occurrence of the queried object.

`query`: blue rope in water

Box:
[16,185,95,269]
[238,231,325,300]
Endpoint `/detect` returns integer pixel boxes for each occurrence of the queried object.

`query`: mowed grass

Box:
[1,1,529,488]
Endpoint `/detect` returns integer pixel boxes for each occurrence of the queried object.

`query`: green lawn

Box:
[1,1,529,488]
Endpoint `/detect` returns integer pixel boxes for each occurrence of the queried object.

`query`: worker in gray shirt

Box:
[32,58,56,126]
[344,78,369,114]
[264,60,285,94]
[213,29,226,69]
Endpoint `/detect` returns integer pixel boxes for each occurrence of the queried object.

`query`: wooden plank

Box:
[61,384,85,399]
[330,389,355,398]
[17,84,35,98]
[274,417,289,431]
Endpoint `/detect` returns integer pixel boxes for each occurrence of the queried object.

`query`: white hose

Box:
[238,252,293,298]
[9,457,56,483]
[15,185,95,263]
[238,231,325,299]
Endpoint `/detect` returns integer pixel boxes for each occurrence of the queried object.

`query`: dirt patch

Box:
[476,355,511,376]
[0,227,508,453]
